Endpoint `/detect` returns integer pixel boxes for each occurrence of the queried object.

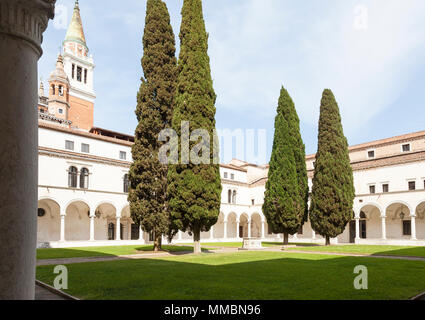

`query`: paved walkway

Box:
[35,283,67,300]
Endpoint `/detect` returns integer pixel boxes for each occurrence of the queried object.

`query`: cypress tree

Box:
[128,0,177,252]
[167,0,222,254]
[263,87,307,245]
[310,89,355,246]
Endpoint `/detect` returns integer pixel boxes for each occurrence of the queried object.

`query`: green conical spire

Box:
[64,0,87,49]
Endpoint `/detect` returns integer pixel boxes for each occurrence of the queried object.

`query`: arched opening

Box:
[239,213,249,238]
[37,199,61,243]
[356,205,382,240]
[68,166,78,188]
[226,212,237,238]
[386,203,411,239]
[94,202,117,241]
[251,213,262,238]
[80,168,89,189]
[415,202,425,240]
[121,205,136,240]
[51,84,55,95]
[65,201,90,241]
[213,212,225,239]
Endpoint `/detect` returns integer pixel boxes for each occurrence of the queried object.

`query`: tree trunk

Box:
[283,233,289,245]
[193,227,201,254]
[325,236,330,246]
[153,233,162,252]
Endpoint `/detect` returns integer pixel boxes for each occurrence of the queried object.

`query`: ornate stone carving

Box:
[0,0,56,56]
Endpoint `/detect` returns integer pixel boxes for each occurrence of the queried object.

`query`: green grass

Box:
[37,245,212,260]
[36,251,425,300]
[182,241,312,248]
[286,245,425,258]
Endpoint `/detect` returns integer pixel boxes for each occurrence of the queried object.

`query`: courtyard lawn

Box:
[36,251,425,300]
[37,245,212,260]
[182,242,313,248]
[286,244,425,258]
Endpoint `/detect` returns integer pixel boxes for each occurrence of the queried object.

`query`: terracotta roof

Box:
[38,122,133,147]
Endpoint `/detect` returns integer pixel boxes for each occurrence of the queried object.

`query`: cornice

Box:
[0,0,56,56]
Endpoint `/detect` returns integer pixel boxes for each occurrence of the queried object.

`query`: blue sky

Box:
[39,0,425,163]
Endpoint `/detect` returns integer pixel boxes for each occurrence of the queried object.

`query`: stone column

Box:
[236,221,240,239]
[139,225,143,241]
[411,215,417,240]
[178,230,182,241]
[223,221,228,239]
[355,217,360,240]
[261,221,265,239]
[60,214,66,242]
[312,230,316,240]
[116,217,121,240]
[0,0,55,300]
[89,215,95,241]
[293,233,298,239]
[381,216,386,240]
[210,226,214,240]
[248,219,251,238]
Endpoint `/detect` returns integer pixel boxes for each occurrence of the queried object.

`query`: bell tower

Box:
[62,0,95,131]
[48,54,70,120]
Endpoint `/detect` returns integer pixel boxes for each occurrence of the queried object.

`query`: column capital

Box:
[0,0,56,56]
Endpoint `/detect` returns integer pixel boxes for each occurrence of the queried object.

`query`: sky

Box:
[39,0,425,163]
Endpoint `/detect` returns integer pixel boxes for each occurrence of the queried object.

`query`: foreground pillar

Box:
[0,0,55,300]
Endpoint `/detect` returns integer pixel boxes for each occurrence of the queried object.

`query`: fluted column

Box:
[0,0,55,300]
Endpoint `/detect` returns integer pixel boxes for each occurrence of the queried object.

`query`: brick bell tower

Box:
[48,54,70,120]
[62,0,95,131]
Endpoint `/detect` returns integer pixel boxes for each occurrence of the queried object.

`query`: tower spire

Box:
[64,0,87,50]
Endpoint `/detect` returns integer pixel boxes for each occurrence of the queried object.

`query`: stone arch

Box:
[226,212,237,238]
[94,202,118,241]
[415,201,425,240]
[239,213,249,238]
[37,198,61,242]
[385,202,412,239]
[250,213,262,238]
[65,200,91,241]
[357,204,382,240]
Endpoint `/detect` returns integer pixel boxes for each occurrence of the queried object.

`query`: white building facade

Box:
[36,1,425,248]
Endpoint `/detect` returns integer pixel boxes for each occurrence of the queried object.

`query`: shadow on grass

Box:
[36,251,425,300]
[37,245,214,260]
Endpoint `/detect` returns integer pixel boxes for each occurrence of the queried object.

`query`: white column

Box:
[248,219,251,238]
[261,221,265,239]
[0,0,55,300]
[236,221,240,239]
[293,233,298,239]
[178,230,182,240]
[411,215,417,240]
[116,217,121,240]
[210,226,214,239]
[355,218,360,240]
[139,225,143,241]
[89,216,95,241]
[381,216,386,240]
[60,215,66,242]
[223,221,228,239]
[312,230,316,239]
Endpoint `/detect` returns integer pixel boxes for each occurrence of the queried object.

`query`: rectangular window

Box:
[224,172,228,179]
[84,69,88,84]
[369,185,376,194]
[367,150,375,159]
[382,184,389,193]
[408,181,416,191]
[81,143,90,153]
[77,66,82,82]
[72,64,75,79]
[402,144,411,152]
[403,221,411,236]
[119,151,127,160]
[252,199,255,205]
[65,140,74,151]
[230,173,235,180]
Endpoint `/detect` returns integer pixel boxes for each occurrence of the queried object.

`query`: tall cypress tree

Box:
[263,87,307,245]
[167,0,222,254]
[128,0,177,252]
[310,89,355,246]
